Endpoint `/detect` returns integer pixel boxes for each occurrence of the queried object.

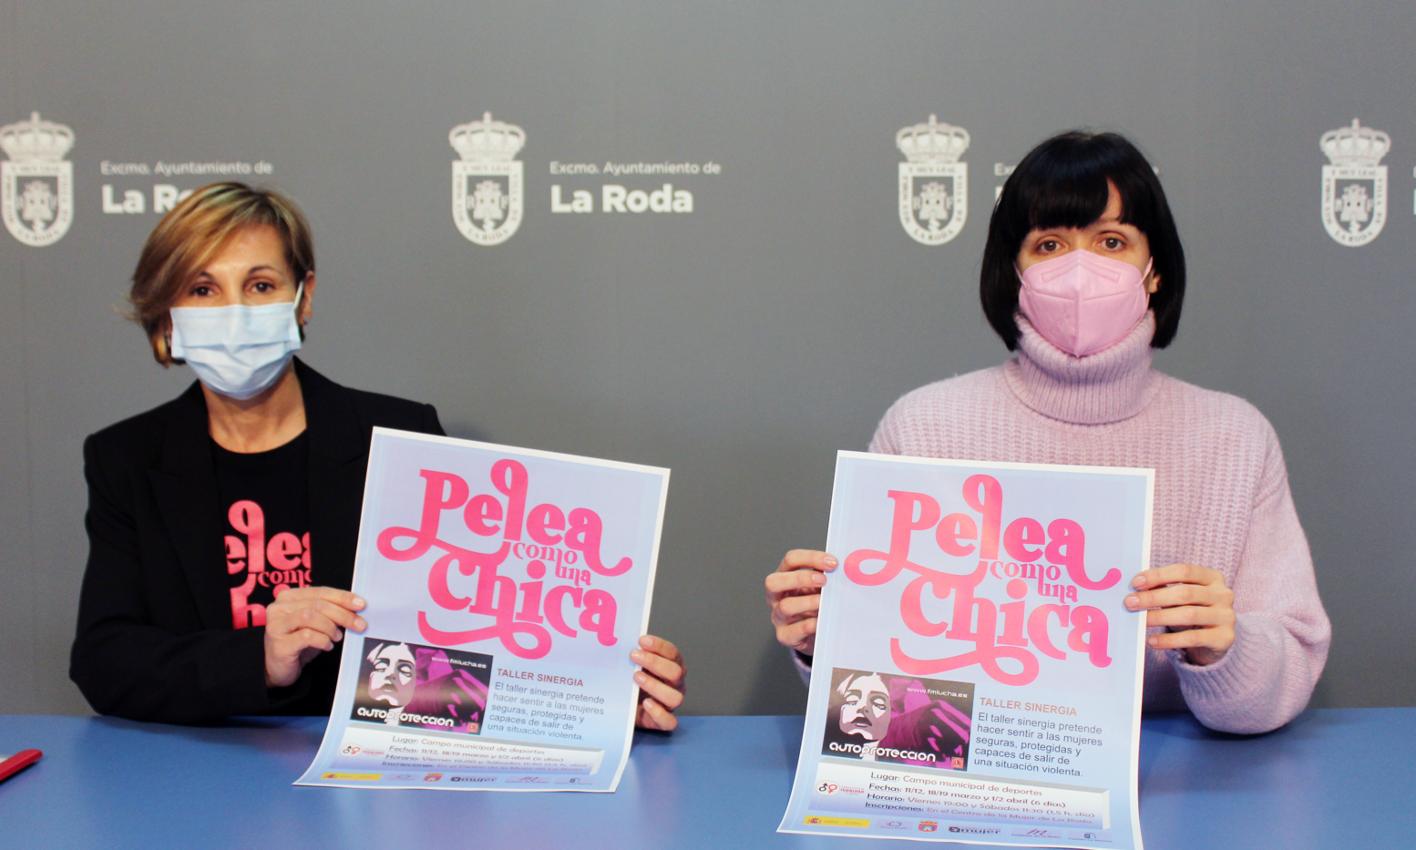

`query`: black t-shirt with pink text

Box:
[213,433,313,630]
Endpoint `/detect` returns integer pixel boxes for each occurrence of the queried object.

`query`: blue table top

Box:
[0,709,1411,849]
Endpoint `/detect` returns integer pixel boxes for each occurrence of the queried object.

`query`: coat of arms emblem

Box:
[2,112,74,247]
[1320,119,1389,247]
[451,112,525,246]
[897,115,969,246]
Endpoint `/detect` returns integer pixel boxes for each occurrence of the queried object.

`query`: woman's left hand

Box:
[631,634,685,731]
[1125,563,1236,666]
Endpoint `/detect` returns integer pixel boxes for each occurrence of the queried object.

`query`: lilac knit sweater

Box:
[799,313,1330,735]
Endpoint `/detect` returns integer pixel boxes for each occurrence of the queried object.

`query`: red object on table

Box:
[0,749,42,783]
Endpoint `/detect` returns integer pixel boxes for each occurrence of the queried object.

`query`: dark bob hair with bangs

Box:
[980,131,1186,350]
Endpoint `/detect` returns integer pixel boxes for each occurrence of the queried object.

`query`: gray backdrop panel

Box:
[2,1,1412,715]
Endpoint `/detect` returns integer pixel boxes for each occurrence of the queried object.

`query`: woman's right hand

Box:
[765,549,838,655]
[263,587,367,688]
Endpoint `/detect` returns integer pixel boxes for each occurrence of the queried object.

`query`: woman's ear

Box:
[298,273,317,325]
[155,314,175,366]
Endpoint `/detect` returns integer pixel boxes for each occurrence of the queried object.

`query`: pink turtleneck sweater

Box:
[799,313,1330,735]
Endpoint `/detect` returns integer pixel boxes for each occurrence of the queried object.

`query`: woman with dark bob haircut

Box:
[766,131,1330,735]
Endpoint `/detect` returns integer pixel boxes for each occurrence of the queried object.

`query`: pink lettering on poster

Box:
[375,459,627,659]
[843,474,1120,686]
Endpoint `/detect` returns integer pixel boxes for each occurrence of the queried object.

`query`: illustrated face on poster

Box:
[351,636,493,734]
[366,642,416,708]
[837,672,890,742]
[822,667,974,770]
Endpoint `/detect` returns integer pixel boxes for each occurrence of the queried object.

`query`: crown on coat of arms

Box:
[450,112,525,162]
[1321,119,1390,167]
[0,113,74,162]
[897,115,969,163]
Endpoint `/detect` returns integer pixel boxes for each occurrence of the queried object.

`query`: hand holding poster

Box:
[780,452,1151,848]
[297,428,669,791]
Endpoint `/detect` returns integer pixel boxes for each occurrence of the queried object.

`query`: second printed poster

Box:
[781,452,1152,848]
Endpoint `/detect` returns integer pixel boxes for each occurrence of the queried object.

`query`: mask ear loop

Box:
[164,310,184,363]
[292,281,309,338]
[1140,258,1156,299]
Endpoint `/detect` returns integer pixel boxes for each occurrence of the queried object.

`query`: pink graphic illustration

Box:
[352,637,492,734]
[821,668,974,770]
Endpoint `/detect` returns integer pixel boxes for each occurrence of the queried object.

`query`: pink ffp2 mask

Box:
[1017,251,1152,357]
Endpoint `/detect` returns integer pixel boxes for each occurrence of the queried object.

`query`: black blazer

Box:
[70,360,444,722]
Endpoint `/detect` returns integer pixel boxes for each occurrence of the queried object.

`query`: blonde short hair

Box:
[129,182,314,365]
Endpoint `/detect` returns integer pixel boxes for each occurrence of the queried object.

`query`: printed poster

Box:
[780,452,1151,848]
[297,428,669,792]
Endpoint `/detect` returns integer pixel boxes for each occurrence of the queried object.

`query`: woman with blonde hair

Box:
[72,183,686,729]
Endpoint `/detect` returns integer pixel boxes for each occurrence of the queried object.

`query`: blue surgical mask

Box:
[169,284,303,400]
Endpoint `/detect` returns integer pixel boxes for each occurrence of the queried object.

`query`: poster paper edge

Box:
[294,428,671,793]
